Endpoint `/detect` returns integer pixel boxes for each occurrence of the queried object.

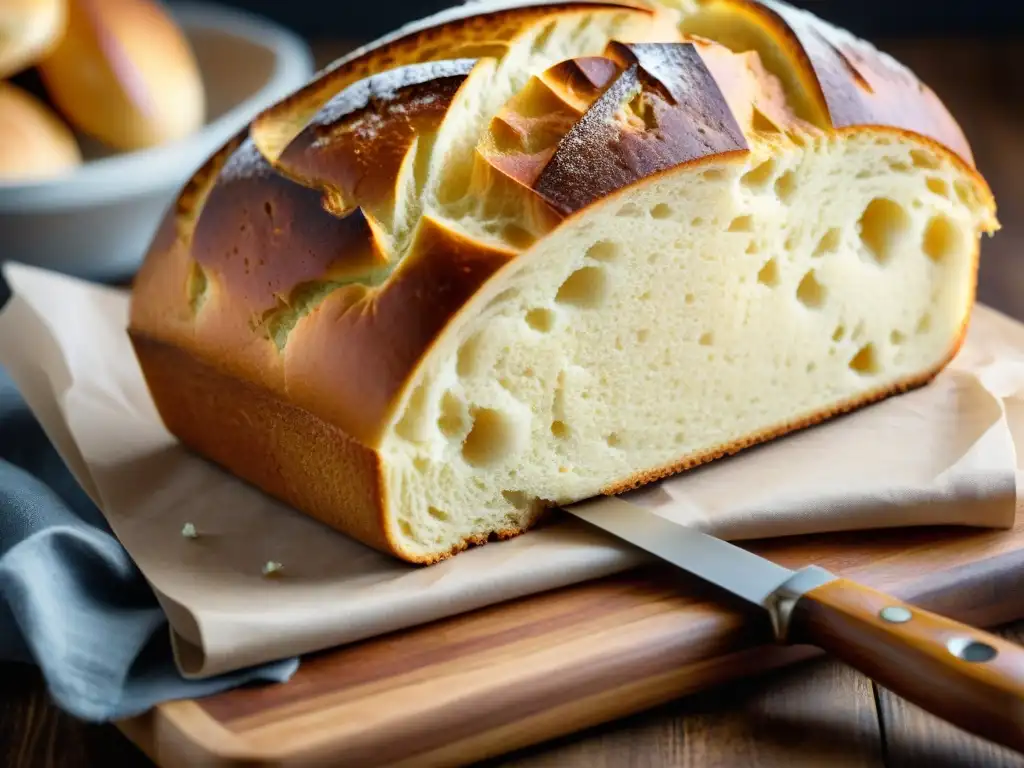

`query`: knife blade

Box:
[566,496,1024,754]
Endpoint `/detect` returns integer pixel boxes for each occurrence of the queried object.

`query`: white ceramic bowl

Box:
[0,2,315,282]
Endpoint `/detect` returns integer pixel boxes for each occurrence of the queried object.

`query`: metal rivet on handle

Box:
[947,637,999,663]
[879,606,913,624]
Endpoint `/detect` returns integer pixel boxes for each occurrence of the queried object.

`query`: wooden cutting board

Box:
[117,514,1024,767]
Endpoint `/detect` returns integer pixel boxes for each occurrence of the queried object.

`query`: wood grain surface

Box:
[3,36,1024,768]
[111,516,1024,767]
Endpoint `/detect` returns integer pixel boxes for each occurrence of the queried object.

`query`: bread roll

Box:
[0,80,81,181]
[0,0,66,79]
[128,0,998,564]
[36,0,204,151]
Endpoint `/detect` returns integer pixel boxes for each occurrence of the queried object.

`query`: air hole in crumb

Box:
[954,180,977,210]
[637,328,650,343]
[806,361,817,373]
[926,177,949,198]
[922,214,963,263]
[890,329,905,345]
[813,227,842,257]
[917,313,932,334]
[639,290,651,301]
[849,343,880,375]
[586,240,621,262]
[728,215,754,232]
[746,240,760,255]
[398,520,415,539]
[796,270,826,308]
[617,202,643,218]
[551,420,570,439]
[556,266,608,308]
[702,169,726,182]
[525,308,555,332]
[502,490,530,509]
[699,331,714,346]
[413,457,429,473]
[691,217,704,227]
[911,149,941,169]
[741,157,776,189]
[651,203,673,219]
[462,408,520,468]
[887,160,912,173]
[858,198,910,265]
[774,170,798,203]
[685,293,695,304]
[605,432,622,447]
[456,333,485,377]
[832,325,846,342]
[757,259,779,287]
[428,506,450,522]
[437,391,469,439]
[784,232,799,252]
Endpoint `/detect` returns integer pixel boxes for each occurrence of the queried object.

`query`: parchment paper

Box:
[1,261,1020,679]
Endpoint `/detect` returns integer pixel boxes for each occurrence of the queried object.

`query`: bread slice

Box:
[128,0,998,563]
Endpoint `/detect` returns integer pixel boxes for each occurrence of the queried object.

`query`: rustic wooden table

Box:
[3,37,1024,768]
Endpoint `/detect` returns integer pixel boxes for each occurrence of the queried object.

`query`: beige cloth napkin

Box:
[0,261,1020,679]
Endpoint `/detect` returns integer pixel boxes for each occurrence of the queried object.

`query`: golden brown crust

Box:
[276,59,476,220]
[533,41,748,214]
[250,0,655,164]
[283,215,517,445]
[682,0,973,166]
[127,333,396,557]
[479,56,617,189]
[129,329,547,564]
[755,0,973,166]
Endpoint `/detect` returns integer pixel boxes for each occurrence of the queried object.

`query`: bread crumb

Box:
[262,561,283,576]
[181,522,198,539]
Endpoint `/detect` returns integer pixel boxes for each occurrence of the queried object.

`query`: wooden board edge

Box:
[118,700,265,767]
[115,543,1024,767]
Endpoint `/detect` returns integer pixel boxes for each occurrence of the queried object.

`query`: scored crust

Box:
[129,0,998,563]
[250,0,662,165]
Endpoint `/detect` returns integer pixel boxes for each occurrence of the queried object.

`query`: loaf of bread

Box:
[0,80,81,180]
[0,0,65,79]
[36,0,205,151]
[128,0,998,564]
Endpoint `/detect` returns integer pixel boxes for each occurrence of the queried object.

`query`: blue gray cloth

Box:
[0,331,299,722]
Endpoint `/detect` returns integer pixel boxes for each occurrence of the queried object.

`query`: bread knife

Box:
[566,497,1024,752]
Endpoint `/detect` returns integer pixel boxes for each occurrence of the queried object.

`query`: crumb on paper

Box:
[181,522,198,539]
[262,561,283,577]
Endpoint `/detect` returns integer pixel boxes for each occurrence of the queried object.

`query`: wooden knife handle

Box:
[787,578,1024,753]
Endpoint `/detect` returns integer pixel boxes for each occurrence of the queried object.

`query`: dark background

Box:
[167,0,1024,41]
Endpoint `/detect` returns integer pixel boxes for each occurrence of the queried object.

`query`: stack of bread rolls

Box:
[0,0,206,182]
